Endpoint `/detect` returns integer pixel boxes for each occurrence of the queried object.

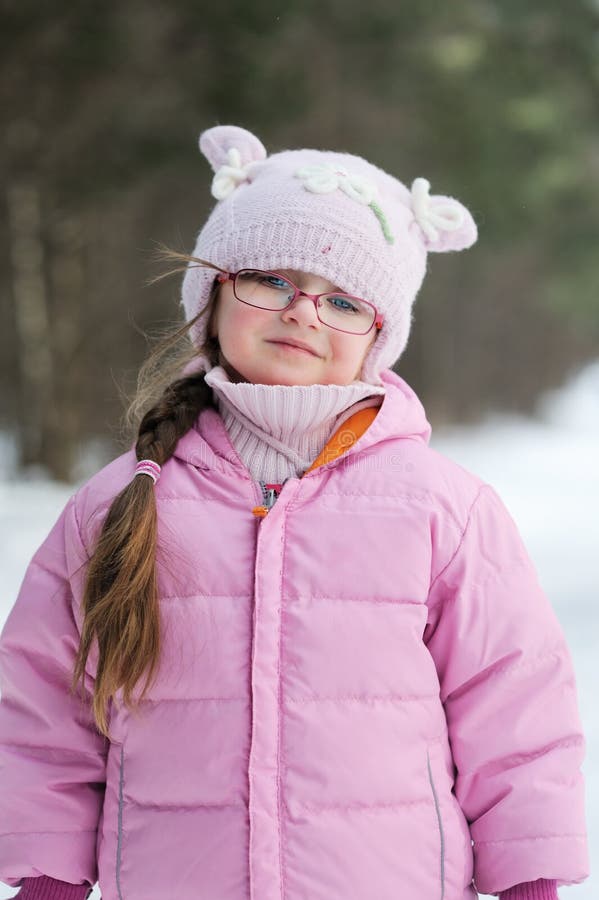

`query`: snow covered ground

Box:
[1,359,597,899]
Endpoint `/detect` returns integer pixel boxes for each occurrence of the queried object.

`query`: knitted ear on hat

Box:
[409,177,477,252]
[199,125,268,200]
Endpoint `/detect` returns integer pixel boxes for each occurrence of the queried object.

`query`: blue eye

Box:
[327,295,360,313]
[238,270,292,290]
[264,276,292,289]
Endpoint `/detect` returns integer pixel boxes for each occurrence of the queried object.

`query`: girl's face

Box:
[209,269,379,386]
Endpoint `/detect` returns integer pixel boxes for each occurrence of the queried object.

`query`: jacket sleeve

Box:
[424,483,589,897]
[0,493,108,891]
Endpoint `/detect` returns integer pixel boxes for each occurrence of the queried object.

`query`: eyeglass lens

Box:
[233,270,375,335]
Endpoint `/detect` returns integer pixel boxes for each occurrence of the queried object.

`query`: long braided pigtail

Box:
[71,372,216,739]
[71,254,222,739]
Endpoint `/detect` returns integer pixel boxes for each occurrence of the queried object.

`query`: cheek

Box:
[218,303,267,347]
[360,329,378,360]
[335,334,373,363]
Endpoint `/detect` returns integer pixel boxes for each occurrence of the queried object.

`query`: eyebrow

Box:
[278,268,344,293]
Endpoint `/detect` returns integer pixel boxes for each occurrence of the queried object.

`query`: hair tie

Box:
[134,459,161,484]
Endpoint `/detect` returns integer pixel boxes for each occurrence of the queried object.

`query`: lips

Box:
[267,339,320,357]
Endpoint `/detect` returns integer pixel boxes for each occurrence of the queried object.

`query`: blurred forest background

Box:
[1,0,598,482]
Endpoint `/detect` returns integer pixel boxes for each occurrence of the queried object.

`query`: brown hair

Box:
[70,247,223,739]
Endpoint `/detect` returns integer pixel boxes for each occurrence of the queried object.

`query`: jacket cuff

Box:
[500,879,559,900]
[18,876,91,900]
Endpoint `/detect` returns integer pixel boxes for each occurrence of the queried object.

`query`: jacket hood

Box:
[173,367,432,477]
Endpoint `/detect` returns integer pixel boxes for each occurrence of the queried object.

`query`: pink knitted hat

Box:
[181,125,478,386]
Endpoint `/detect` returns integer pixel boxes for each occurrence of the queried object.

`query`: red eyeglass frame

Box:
[214,268,384,335]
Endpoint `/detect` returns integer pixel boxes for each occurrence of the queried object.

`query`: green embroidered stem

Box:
[369,201,394,244]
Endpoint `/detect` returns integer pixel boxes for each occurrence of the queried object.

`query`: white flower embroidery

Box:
[410,178,464,242]
[211,147,256,200]
[295,163,377,205]
[294,163,394,243]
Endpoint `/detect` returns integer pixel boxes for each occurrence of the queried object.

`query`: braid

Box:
[136,372,215,466]
[70,371,216,739]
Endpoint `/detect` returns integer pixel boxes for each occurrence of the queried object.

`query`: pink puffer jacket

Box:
[0,368,590,899]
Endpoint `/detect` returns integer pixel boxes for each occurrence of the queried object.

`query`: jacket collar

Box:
[172,368,432,478]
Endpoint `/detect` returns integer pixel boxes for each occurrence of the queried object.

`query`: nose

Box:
[279,293,322,328]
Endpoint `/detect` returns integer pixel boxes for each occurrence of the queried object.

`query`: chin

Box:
[240,360,316,386]
[258,373,309,386]
[266,373,321,387]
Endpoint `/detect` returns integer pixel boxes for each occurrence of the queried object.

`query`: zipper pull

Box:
[252,481,279,518]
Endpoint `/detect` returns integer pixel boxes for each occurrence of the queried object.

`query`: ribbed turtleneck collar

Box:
[203,365,386,483]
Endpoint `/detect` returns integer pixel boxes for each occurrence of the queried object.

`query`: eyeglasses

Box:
[215,268,384,336]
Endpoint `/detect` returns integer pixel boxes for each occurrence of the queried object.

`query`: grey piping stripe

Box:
[116,744,125,900]
[426,748,445,900]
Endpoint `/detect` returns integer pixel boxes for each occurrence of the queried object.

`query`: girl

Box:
[0,125,590,900]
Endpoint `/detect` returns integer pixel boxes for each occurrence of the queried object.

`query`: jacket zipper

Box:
[261,480,279,510]
[252,480,280,518]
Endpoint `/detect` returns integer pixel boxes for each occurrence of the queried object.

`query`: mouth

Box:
[266,339,320,358]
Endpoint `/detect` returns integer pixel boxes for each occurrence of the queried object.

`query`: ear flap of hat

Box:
[199,125,267,172]
[410,177,478,253]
